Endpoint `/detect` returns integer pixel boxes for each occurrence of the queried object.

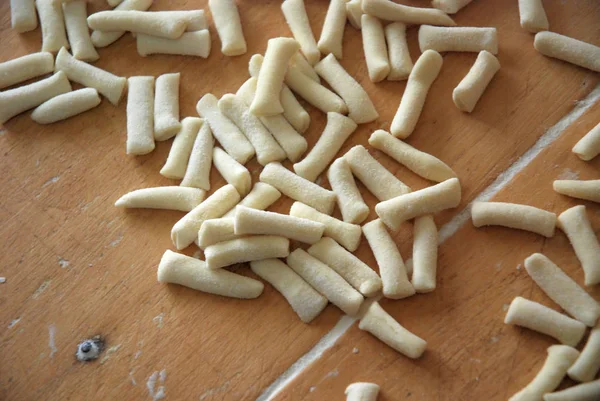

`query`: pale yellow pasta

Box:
[327,158,369,224]
[115,187,205,212]
[205,235,290,269]
[161,117,202,180]
[197,218,240,249]
[63,1,98,62]
[154,73,181,142]
[0,52,54,90]
[213,147,251,196]
[572,123,600,161]
[568,324,600,382]
[31,88,101,124]
[418,25,498,54]
[345,383,380,401]
[137,31,211,58]
[11,0,38,33]
[518,0,549,33]
[362,0,456,26]
[534,32,600,73]
[385,22,413,81]
[554,180,600,204]
[291,52,320,83]
[432,0,475,14]
[345,0,364,30]
[412,215,438,293]
[87,10,188,39]
[285,62,348,114]
[471,201,556,237]
[361,14,390,83]
[90,0,153,48]
[317,0,347,59]
[36,0,69,53]
[126,76,155,156]
[281,0,320,65]
[453,50,500,112]
[222,182,282,219]
[209,0,247,56]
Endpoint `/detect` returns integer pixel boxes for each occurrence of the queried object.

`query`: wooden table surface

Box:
[1,1,599,400]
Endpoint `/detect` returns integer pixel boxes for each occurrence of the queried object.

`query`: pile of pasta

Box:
[4,0,600,399]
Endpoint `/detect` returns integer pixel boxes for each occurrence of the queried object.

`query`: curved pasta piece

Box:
[157,250,263,299]
[345,383,380,401]
[418,25,498,54]
[509,345,580,401]
[204,235,290,269]
[518,0,549,33]
[213,147,251,196]
[287,248,364,316]
[137,30,211,58]
[317,0,347,59]
[31,88,101,124]
[558,205,600,286]
[281,0,320,65]
[234,205,324,244]
[260,162,336,215]
[314,55,378,124]
[344,145,411,201]
[369,130,456,182]
[328,158,369,224]
[308,237,382,297]
[572,123,600,161]
[543,380,600,401]
[11,0,38,33]
[471,201,556,237]
[568,324,600,382]
[525,253,600,327]
[362,0,456,26]
[36,0,69,53]
[55,47,127,105]
[222,182,282,218]
[126,76,155,156]
[171,184,241,250]
[534,32,600,73]
[376,178,461,231]
[391,50,443,138]
[294,112,357,181]
[87,10,188,39]
[290,202,362,252]
[209,0,246,56]
[385,22,413,81]
[154,73,181,142]
[358,301,427,359]
[363,219,414,299]
[115,187,205,212]
[504,297,586,346]
[63,1,99,62]
[412,215,438,293]
[0,52,54,90]
[553,180,600,203]
[250,259,328,323]
[0,71,71,125]
[453,50,500,112]
[90,0,153,48]
[361,15,390,83]
[161,117,203,180]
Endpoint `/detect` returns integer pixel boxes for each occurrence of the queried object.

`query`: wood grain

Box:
[0,0,599,400]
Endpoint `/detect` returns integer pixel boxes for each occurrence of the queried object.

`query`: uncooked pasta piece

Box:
[419,25,498,54]
[179,122,212,187]
[376,178,461,231]
[196,94,255,164]
[327,158,369,224]
[362,15,390,83]
[534,32,600,73]
[471,202,556,237]
[209,0,246,56]
[518,0,548,33]
[568,324,600,382]
[0,71,71,124]
[115,187,205,212]
[453,50,500,112]
[205,236,290,269]
[345,383,380,401]
[363,219,414,299]
[432,0,475,14]
[197,218,239,249]
[294,112,357,181]
[260,162,336,215]
[90,0,153,48]
[391,50,443,138]
[525,253,600,327]
[236,78,307,162]
[36,0,69,53]
[31,88,100,124]
[251,37,300,116]
[344,145,411,201]
[167,10,208,31]
[345,0,364,30]
[222,182,282,218]
[154,73,181,142]
[171,184,241,250]
[290,202,361,252]
[385,22,413,81]
[572,123,600,161]
[308,237,382,297]
[543,380,600,401]
[554,180,600,204]
[126,76,155,156]
[504,297,586,346]
[0,53,54,90]
[287,248,364,316]
[292,51,320,83]
[213,147,251,196]
[63,1,98,62]
[11,0,37,32]
[234,205,325,244]
[314,55,378,124]
[87,10,188,39]
[362,0,456,26]
[359,301,427,359]
[137,31,211,58]
[157,250,263,299]
[317,0,347,59]
[369,130,456,182]
[558,205,600,286]
[250,259,328,323]
[55,47,127,105]
[285,62,348,114]
[218,94,286,166]
[412,215,438,293]
[281,0,320,65]
[161,117,203,179]
[509,345,580,401]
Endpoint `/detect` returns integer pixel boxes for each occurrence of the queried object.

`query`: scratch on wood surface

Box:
[32,280,51,299]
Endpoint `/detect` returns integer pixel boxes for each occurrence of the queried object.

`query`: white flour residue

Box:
[502,304,510,312]
[109,234,124,248]
[32,280,51,299]
[309,386,316,393]
[199,373,241,400]
[130,369,137,386]
[352,347,359,354]
[58,257,70,268]
[557,168,579,180]
[193,250,203,259]
[153,313,165,328]
[8,317,21,329]
[324,368,339,378]
[41,176,60,189]
[0,277,5,283]
[147,369,167,400]
[516,264,522,271]
[100,344,122,364]
[48,324,57,358]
